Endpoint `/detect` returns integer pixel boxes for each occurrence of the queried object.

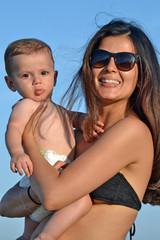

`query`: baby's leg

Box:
[32,194,92,240]
[16,216,39,240]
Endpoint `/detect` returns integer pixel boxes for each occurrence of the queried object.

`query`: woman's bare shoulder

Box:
[89,115,154,170]
[108,116,154,163]
[113,116,153,143]
[74,116,153,159]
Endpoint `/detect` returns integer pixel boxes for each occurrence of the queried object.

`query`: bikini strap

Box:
[130,222,136,240]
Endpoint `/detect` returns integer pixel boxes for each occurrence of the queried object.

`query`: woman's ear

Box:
[53,71,58,86]
[5,76,16,92]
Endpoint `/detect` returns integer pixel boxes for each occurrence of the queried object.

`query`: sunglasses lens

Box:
[116,53,136,71]
[91,50,137,71]
[91,50,110,68]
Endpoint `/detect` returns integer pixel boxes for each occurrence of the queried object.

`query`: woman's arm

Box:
[23,104,153,211]
[0,161,69,218]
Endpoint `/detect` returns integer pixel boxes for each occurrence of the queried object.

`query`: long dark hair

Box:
[63,19,160,205]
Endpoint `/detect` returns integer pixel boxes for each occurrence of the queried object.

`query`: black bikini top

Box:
[90,172,141,211]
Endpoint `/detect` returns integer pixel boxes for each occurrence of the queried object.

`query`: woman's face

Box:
[91,35,139,106]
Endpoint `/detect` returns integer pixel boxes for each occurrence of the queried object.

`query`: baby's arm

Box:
[32,195,92,240]
[6,99,40,177]
[70,111,104,142]
[56,105,104,142]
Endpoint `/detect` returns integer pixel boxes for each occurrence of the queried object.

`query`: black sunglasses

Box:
[90,49,139,71]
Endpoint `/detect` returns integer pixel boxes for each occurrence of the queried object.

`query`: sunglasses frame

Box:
[90,49,139,71]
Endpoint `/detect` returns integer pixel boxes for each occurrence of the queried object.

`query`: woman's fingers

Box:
[53,160,68,171]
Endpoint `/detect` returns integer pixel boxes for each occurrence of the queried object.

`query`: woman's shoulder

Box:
[102,115,153,159]
[112,116,154,161]
[114,115,152,140]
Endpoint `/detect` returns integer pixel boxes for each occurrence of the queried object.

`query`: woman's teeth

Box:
[100,79,119,84]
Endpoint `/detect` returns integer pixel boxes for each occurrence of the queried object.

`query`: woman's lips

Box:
[99,79,120,85]
[99,79,120,87]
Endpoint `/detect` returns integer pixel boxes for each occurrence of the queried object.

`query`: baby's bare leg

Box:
[32,195,92,240]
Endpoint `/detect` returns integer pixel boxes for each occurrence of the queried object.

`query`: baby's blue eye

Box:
[22,73,30,78]
[41,71,48,75]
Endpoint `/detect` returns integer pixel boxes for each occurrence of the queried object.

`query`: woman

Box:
[1,19,160,240]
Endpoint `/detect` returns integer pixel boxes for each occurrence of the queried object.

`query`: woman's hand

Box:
[53,160,69,172]
[22,102,48,150]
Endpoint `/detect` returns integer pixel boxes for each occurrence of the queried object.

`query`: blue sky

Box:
[1,0,160,239]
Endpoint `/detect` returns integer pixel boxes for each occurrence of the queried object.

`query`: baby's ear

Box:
[53,71,58,86]
[5,76,16,92]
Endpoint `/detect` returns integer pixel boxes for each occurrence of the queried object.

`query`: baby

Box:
[4,38,94,240]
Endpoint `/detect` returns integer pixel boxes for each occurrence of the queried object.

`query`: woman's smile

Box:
[98,77,120,87]
[92,35,138,103]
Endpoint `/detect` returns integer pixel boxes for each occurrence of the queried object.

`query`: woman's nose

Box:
[104,57,117,72]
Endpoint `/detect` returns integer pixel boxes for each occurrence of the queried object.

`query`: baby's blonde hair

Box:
[4,38,54,75]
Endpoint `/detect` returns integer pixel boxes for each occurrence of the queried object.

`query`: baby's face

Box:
[7,50,57,102]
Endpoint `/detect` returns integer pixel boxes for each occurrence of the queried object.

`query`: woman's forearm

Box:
[0,183,39,217]
[22,104,91,210]
[25,138,95,211]
[23,104,137,212]
[24,118,99,210]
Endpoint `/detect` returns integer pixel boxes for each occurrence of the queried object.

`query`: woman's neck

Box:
[98,101,133,131]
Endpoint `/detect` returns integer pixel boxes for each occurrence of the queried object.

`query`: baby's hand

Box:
[10,152,33,177]
[82,120,104,142]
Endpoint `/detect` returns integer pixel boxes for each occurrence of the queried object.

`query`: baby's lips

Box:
[35,89,44,96]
